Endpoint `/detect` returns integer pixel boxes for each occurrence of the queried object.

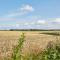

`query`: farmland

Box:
[0,31,60,60]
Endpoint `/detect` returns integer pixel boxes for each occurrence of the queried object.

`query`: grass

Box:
[11,35,60,60]
[0,31,60,60]
[10,32,60,60]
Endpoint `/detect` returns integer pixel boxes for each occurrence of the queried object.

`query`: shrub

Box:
[40,41,60,60]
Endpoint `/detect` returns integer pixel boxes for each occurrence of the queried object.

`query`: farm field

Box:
[0,31,60,60]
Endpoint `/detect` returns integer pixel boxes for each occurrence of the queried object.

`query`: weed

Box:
[11,33,25,60]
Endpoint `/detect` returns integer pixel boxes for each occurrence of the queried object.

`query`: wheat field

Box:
[0,31,60,59]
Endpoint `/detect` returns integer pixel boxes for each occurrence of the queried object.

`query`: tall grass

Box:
[11,33,60,60]
[20,41,60,60]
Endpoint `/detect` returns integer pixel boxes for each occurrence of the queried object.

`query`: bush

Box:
[40,41,60,60]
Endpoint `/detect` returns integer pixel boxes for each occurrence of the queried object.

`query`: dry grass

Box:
[0,31,60,59]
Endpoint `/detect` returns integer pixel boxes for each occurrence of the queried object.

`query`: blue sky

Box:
[0,0,60,29]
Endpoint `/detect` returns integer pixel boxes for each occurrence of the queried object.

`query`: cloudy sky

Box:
[0,0,60,29]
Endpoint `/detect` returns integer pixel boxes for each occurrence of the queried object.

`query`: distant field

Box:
[0,31,60,59]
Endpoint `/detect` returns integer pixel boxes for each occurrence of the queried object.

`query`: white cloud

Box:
[20,5,34,12]
[24,22,35,25]
[5,11,26,18]
[2,4,34,18]
[15,24,20,27]
[47,18,60,24]
[24,22,29,25]
[55,18,60,23]
[0,18,16,20]
[20,20,46,26]
[30,22,35,25]
[37,20,46,24]
[0,16,60,29]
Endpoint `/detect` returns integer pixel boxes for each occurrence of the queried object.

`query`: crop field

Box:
[0,31,60,60]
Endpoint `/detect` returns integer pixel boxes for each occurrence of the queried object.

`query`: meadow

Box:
[0,31,60,60]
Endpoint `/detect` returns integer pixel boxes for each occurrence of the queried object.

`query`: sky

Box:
[0,0,60,29]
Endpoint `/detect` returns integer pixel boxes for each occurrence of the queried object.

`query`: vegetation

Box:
[41,32,60,36]
[10,32,60,60]
[39,41,60,60]
[9,29,60,31]
[11,33,25,60]
[0,31,60,60]
[21,41,60,60]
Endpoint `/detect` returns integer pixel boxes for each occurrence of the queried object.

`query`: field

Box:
[0,31,60,60]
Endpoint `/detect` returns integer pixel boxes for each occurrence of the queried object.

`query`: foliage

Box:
[40,41,60,60]
[11,33,25,60]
